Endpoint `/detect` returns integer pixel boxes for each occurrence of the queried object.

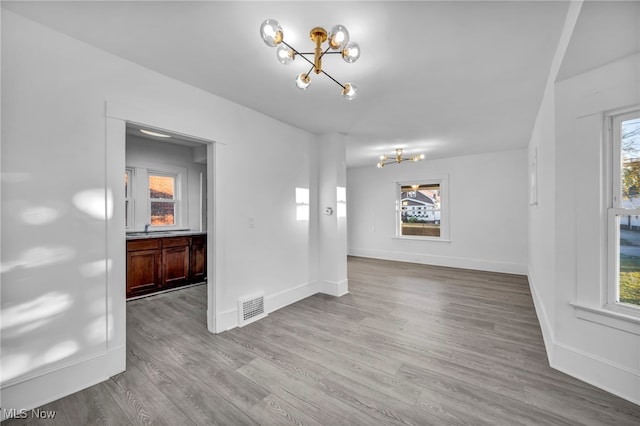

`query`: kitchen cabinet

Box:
[190,235,207,282]
[161,237,191,288]
[126,234,206,299]
[126,239,162,298]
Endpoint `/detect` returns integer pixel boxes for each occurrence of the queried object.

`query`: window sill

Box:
[392,236,451,243]
[571,303,640,336]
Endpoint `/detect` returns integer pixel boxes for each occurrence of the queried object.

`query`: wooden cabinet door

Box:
[127,247,161,297]
[190,236,207,282]
[161,237,190,288]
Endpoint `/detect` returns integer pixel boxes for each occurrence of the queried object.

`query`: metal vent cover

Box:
[238,293,267,326]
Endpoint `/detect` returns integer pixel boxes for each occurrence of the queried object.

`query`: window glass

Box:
[399,183,441,237]
[149,175,175,199]
[616,115,640,307]
[149,173,176,226]
[150,201,175,226]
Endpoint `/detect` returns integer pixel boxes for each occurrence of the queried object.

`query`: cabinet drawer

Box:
[162,237,191,248]
[127,238,161,251]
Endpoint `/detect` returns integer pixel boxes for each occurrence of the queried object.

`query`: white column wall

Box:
[317,134,348,295]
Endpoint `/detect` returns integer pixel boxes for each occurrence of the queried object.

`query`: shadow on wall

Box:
[1,183,116,384]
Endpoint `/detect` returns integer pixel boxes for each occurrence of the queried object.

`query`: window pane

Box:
[149,175,175,199]
[151,201,175,225]
[125,171,129,198]
[621,117,640,204]
[619,215,640,306]
[400,183,441,237]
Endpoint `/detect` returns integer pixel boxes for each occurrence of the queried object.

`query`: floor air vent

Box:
[238,293,267,326]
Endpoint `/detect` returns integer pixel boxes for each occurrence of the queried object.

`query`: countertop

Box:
[126,230,207,240]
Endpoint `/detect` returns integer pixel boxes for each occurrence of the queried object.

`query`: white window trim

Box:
[126,163,188,231]
[606,109,640,317]
[125,168,134,229]
[393,175,450,242]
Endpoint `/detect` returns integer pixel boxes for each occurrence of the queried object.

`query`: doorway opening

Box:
[124,123,209,301]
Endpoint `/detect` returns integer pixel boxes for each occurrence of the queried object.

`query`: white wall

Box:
[0,10,346,415]
[527,0,640,405]
[347,149,528,274]
[126,136,207,231]
[556,53,639,404]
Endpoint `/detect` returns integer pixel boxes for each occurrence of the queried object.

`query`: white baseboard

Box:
[527,269,639,406]
[317,279,349,297]
[107,344,126,378]
[0,352,114,421]
[348,248,527,275]
[527,269,555,362]
[266,281,322,314]
[215,280,349,333]
[551,342,640,406]
[216,308,239,333]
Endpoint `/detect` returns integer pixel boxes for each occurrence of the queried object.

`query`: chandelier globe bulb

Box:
[276,44,295,64]
[342,42,361,63]
[328,25,350,50]
[260,19,283,47]
[295,73,311,90]
[342,83,358,100]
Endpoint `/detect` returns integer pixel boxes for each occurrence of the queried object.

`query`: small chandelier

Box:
[259,19,360,100]
[377,148,425,168]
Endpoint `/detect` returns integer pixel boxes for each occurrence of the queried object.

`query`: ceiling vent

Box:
[238,293,267,327]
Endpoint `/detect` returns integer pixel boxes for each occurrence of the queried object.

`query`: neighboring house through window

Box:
[396,177,449,241]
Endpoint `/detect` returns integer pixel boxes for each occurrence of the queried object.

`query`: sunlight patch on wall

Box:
[21,205,61,225]
[1,292,73,333]
[1,354,32,383]
[296,187,310,221]
[42,340,79,364]
[337,186,347,218]
[79,259,112,278]
[84,317,107,345]
[73,188,113,220]
[0,246,76,273]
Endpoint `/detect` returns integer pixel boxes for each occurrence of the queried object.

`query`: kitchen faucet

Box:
[144,223,151,233]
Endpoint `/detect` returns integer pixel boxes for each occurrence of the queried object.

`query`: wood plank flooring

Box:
[4,256,640,425]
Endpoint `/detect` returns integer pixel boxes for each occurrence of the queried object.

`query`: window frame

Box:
[607,109,640,315]
[394,176,450,242]
[125,168,133,229]
[147,170,180,229]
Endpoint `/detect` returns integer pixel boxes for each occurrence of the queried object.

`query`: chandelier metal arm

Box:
[285,41,347,90]
[319,69,346,90]
[281,41,314,68]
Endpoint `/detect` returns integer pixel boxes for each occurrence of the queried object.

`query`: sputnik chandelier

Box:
[259,19,361,100]
[377,148,425,168]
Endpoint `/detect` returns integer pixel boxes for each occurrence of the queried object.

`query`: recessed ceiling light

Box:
[140,129,171,138]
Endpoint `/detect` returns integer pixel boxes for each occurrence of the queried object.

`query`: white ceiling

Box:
[4,1,575,167]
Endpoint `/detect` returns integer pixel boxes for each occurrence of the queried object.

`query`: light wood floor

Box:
[4,256,640,425]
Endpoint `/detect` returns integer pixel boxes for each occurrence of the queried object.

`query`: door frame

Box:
[105,101,218,376]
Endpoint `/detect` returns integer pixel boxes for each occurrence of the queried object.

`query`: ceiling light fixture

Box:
[260,19,360,100]
[140,129,171,138]
[377,148,425,168]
